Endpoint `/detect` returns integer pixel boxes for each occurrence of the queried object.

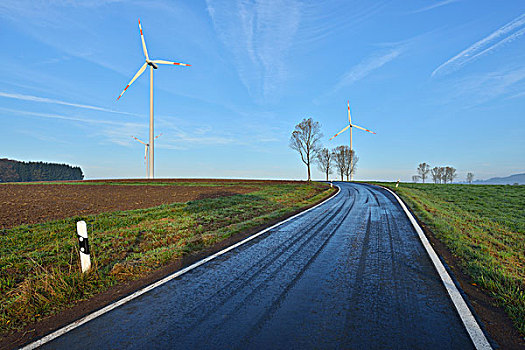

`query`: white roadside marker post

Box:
[76,221,91,273]
[395,179,400,188]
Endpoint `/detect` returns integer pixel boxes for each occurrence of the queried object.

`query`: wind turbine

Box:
[329,101,376,181]
[131,134,162,178]
[117,19,190,179]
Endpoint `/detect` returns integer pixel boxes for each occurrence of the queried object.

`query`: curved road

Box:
[40,182,475,349]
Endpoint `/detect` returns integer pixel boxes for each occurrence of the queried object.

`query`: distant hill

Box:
[471,173,525,185]
[0,158,84,182]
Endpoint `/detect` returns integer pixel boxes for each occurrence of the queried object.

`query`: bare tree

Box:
[316,148,333,181]
[333,145,348,181]
[289,118,323,181]
[417,163,430,183]
[412,175,420,183]
[343,148,358,181]
[431,167,441,183]
[466,172,474,184]
[444,166,457,184]
[440,167,448,184]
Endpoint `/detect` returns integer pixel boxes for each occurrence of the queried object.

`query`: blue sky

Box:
[1,0,524,181]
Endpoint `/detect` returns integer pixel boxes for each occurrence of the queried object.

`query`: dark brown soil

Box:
[0,180,272,229]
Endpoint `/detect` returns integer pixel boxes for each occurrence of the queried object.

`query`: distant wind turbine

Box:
[131,134,162,178]
[330,101,376,181]
[117,19,190,179]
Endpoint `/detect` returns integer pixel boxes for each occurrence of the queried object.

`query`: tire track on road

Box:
[237,193,357,347]
[174,190,353,339]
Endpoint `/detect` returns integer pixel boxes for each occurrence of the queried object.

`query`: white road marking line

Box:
[382,186,492,350]
[21,186,341,350]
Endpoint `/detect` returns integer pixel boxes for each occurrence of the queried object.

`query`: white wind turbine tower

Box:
[131,134,162,178]
[330,101,376,181]
[117,19,190,179]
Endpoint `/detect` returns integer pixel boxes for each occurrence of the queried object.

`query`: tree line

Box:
[0,158,84,182]
[316,146,358,181]
[413,162,474,184]
[289,118,358,181]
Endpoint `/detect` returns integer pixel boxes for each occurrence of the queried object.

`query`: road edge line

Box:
[20,185,341,350]
[381,186,492,350]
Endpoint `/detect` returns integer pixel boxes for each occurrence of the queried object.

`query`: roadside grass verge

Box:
[376,182,524,335]
[0,181,334,336]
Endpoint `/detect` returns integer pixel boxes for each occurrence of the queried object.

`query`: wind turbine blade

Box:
[151,60,191,67]
[352,124,376,134]
[117,63,148,100]
[131,136,147,145]
[144,145,148,163]
[138,19,149,60]
[347,100,352,124]
[329,125,350,140]
[154,133,163,139]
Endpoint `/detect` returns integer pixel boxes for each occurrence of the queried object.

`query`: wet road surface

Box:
[42,182,474,349]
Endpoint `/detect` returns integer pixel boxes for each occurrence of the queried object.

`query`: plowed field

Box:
[0,180,263,229]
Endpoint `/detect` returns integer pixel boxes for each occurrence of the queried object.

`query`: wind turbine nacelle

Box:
[147,61,158,69]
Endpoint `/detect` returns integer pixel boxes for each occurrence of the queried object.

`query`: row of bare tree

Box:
[413,163,460,184]
[289,117,358,181]
[317,146,358,181]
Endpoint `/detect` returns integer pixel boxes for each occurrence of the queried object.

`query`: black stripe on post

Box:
[78,235,90,255]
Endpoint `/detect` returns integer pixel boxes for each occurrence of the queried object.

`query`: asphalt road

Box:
[41,182,475,349]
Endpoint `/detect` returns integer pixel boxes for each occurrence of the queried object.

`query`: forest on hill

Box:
[0,158,83,182]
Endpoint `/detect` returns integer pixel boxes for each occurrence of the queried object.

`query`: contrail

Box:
[0,91,139,117]
[432,13,525,77]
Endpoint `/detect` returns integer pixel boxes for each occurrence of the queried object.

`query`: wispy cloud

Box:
[206,0,301,102]
[432,13,525,77]
[0,107,142,126]
[155,116,235,149]
[1,105,237,149]
[17,129,69,144]
[159,135,235,150]
[411,0,460,14]
[296,2,389,45]
[507,90,525,100]
[437,65,525,105]
[1,106,150,146]
[333,48,403,92]
[206,1,389,103]
[0,91,139,117]
[0,1,135,76]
